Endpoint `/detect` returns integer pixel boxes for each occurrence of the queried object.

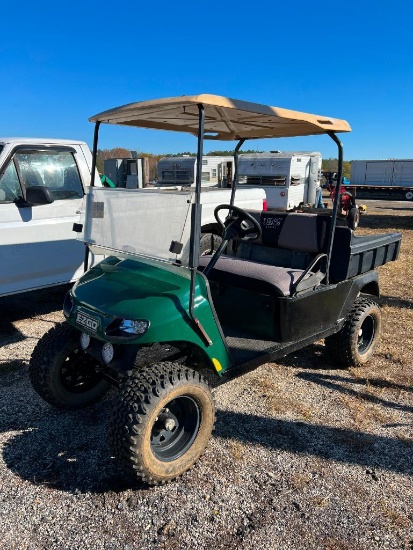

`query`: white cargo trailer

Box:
[157,155,234,187]
[350,159,413,200]
[237,151,321,210]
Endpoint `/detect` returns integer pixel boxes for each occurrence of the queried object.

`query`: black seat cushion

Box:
[261,212,331,253]
[198,255,310,297]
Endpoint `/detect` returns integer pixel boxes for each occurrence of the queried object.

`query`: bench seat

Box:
[199,211,332,297]
[198,255,312,297]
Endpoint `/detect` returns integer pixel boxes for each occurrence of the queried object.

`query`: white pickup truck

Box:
[0,138,266,297]
[0,138,100,297]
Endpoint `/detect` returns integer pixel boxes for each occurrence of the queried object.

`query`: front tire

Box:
[200,233,222,256]
[325,297,381,367]
[108,362,215,485]
[29,322,111,409]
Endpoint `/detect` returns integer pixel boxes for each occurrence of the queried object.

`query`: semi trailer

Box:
[350,159,413,200]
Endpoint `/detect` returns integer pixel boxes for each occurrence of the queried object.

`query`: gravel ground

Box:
[1,205,412,550]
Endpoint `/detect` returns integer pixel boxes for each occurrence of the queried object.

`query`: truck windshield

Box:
[79,187,194,267]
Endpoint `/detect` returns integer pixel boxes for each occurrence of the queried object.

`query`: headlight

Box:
[105,318,149,338]
[63,292,74,318]
[119,319,149,335]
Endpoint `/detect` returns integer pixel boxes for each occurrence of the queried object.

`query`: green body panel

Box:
[67,255,232,374]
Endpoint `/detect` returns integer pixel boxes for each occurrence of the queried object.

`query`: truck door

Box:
[0,146,86,296]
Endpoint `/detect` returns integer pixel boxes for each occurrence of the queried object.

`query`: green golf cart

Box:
[29,95,402,485]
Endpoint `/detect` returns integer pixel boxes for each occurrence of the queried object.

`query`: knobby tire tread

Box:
[29,322,109,409]
[108,361,215,485]
[325,297,380,367]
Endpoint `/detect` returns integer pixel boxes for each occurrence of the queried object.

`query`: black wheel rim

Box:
[358,315,375,354]
[151,396,200,462]
[61,349,101,394]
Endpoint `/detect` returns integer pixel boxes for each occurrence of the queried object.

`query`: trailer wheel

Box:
[324,297,381,367]
[200,233,222,256]
[347,206,360,230]
[29,322,111,409]
[108,362,215,485]
[405,191,413,201]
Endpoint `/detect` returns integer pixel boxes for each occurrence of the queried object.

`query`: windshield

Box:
[79,187,194,267]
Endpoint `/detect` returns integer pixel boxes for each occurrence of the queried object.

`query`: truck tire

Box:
[200,233,222,256]
[324,297,381,367]
[29,322,111,409]
[108,362,215,485]
[347,206,360,230]
[405,191,413,201]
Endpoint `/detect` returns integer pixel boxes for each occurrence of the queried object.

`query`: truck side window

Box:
[0,162,22,202]
[14,150,84,200]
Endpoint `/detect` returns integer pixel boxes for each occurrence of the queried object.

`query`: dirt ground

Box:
[0,199,412,550]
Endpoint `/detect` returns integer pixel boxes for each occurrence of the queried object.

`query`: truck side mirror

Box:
[24,186,55,207]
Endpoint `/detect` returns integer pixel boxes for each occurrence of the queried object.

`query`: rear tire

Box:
[324,297,381,367]
[108,362,215,485]
[29,322,111,409]
[405,190,413,201]
[347,206,360,230]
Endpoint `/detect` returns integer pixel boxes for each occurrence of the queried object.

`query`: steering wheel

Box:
[214,204,262,241]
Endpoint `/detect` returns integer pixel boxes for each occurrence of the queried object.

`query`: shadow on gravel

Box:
[296,371,413,411]
[2,379,412,493]
[358,213,412,231]
[375,205,413,211]
[380,295,413,310]
[274,342,338,371]
[213,409,413,476]
[0,285,70,349]
[0,284,70,323]
[1,388,147,494]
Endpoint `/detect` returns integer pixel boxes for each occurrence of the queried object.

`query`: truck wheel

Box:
[200,233,222,256]
[29,322,111,409]
[405,191,413,201]
[324,297,381,367]
[347,206,360,230]
[108,362,215,485]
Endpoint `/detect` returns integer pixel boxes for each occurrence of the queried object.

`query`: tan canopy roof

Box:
[89,94,351,140]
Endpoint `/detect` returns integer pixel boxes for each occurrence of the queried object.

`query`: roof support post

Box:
[229,138,246,207]
[194,104,205,205]
[90,121,101,187]
[83,121,101,273]
[324,131,344,283]
[188,104,212,345]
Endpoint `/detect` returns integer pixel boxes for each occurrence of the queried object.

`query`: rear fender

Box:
[338,271,379,323]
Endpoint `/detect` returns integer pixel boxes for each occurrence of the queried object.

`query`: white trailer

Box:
[157,155,234,187]
[350,159,413,200]
[237,151,321,210]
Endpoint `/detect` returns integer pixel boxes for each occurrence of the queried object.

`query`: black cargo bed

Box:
[330,227,402,282]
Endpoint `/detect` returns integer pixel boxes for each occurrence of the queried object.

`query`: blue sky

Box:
[1,0,412,160]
